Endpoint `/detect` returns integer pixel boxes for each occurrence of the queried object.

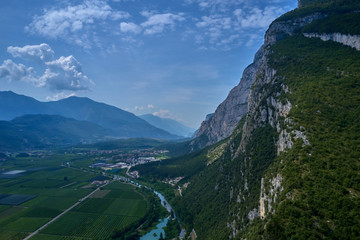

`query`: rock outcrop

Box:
[193,12,324,149]
[304,32,360,50]
[194,53,259,147]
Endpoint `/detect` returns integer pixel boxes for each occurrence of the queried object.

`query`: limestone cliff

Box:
[194,53,259,147]
[303,32,360,50]
[193,10,324,149]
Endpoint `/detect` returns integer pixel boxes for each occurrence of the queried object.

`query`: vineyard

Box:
[39,213,138,239]
[0,154,149,240]
[37,182,148,239]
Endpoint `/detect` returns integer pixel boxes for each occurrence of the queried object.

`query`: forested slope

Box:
[140,0,360,239]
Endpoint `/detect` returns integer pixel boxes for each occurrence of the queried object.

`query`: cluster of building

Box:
[91,179,110,185]
[88,150,168,173]
[89,162,128,171]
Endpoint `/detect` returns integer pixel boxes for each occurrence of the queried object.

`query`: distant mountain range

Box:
[0,91,181,150]
[0,114,115,150]
[139,114,195,138]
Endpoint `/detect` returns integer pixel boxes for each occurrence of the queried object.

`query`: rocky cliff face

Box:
[219,14,318,235]
[303,32,360,50]
[182,10,324,238]
[193,11,324,149]
[194,53,259,148]
[178,1,360,239]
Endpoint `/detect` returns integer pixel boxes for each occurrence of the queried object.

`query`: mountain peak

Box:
[58,95,92,102]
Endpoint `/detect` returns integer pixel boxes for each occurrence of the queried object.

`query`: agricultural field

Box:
[35,182,148,239]
[0,153,149,240]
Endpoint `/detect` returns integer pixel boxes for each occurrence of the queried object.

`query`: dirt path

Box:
[23,181,111,240]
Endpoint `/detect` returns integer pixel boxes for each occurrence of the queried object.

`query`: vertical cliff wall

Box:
[193,10,324,149]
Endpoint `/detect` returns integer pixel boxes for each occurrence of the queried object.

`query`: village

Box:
[87,148,169,178]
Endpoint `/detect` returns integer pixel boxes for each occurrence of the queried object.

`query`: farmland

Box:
[0,153,152,240]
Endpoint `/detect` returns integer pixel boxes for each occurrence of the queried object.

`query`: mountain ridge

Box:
[139,114,195,138]
[0,91,178,140]
[0,114,115,150]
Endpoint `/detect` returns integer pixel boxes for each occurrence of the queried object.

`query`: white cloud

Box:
[234,6,286,29]
[133,104,154,111]
[2,43,91,92]
[153,109,170,118]
[134,106,144,111]
[196,15,232,42]
[0,59,41,86]
[185,0,290,11]
[141,13,185,35]
[140,10,156,18]
[196,15,231,29]
[46,92,76,101]
[120,22,142,34]
[153,109,182,121]
[26,0,130,48]
[193,3,292,49]
[185,0,246,12]
[7,43,54,62]
[41,55,92,91]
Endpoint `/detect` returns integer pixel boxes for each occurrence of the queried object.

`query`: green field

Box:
[0,154,149,240]
[36,182,148,239]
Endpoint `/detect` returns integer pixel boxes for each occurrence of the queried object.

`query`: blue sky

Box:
[0,0,297,128]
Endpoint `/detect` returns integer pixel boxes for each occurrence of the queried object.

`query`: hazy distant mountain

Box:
[0,91,49,120]
[0,114,115,150]
[139,114,195,137]
[0,91,178,140]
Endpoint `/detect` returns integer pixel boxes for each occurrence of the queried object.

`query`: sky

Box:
[0,0,297,128]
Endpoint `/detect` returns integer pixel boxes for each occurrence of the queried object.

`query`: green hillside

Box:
[177,40,360,239]
[136,1,360,239]
[0,115,114,150]
[262,34,360,240]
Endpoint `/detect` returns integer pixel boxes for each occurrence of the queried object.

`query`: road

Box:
[23,181,111,240]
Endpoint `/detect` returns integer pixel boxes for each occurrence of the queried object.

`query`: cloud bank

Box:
[24,0,293,50]
[26,0,129,48]
[193,2,291,49]
[7,43,54,62]
[153,109,183,122]
[42,55,90,91]
[120,22,142,34]
[46,92,76,101]
[141,12,185,35]
[120,12,186,36]
[0,59,38,84]
[1,44,91,92]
